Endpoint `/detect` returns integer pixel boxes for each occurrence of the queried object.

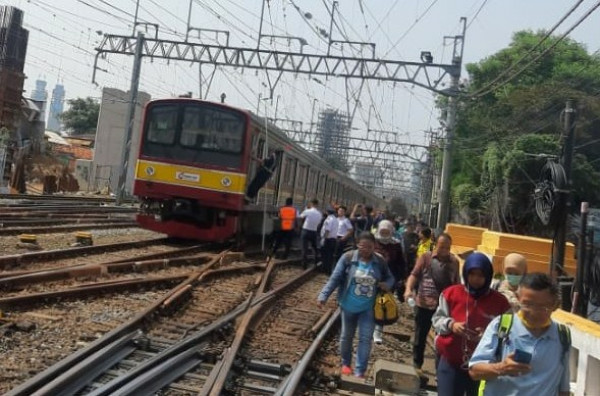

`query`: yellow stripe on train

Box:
[135,159,247,194]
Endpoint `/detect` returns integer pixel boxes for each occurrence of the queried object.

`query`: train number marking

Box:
[175,172,200,182]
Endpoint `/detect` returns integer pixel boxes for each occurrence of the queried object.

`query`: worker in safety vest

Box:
[269,197,298,260]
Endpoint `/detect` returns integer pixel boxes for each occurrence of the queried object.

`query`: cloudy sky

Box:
[11,0,600,153]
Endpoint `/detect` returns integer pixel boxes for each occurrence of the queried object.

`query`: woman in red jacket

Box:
[432,252,510,396]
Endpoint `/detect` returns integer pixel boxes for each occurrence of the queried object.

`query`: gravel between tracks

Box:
[0,289,170,393]
[0,228,164,256]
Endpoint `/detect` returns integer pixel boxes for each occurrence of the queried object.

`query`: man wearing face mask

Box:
[492,253,528,312]
[469,273,570,396]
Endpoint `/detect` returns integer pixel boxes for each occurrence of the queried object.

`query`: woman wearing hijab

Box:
[491,253,528,311]
[372,220,406,344]
[432,253,511,396]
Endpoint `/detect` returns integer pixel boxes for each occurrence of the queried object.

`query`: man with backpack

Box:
[404,233,460,380]
[469,272,571,396]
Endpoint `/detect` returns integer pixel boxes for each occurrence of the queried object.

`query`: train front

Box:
[133,99,250,241]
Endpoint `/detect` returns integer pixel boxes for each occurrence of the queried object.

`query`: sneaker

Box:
[373,328,383,344]
[341,365,352,375]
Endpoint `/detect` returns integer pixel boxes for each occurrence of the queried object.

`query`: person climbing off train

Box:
[245,150,279,203]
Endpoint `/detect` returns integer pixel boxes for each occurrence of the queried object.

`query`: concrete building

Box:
[46,83,65,132]
[92,87,151,195]
[0,6,28,131]
[30,79,47,124]
[316,109,350,172]
[353,162,384,198]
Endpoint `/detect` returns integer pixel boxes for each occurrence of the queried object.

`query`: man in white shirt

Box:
[300,199,323,268]
[335,205,354,262]
[320,206,339,274]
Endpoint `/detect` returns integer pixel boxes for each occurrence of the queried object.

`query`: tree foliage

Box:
[448,31,600,234]
[60,97,100,135]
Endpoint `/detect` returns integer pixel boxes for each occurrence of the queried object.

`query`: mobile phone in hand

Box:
[513,349,532,364]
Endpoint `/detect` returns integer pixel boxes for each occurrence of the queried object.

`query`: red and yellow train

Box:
[133,98,385,241]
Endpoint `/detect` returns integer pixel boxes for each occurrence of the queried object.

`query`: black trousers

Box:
[413,306,436,369]
[334,238,348,262]
[321,238,337,274]
[301,229,319,265]
[271,230,294,258]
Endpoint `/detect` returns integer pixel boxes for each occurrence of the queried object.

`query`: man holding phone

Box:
[469,273,570,396]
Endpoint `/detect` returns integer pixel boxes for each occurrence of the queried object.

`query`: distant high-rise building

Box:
[30,79,47,124]
[47,83,65,132]
[316,109,350,172]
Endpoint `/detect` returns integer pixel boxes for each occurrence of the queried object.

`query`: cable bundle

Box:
[534,160,567,225]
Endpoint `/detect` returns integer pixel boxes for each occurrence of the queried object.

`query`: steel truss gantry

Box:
[94,35,460,97]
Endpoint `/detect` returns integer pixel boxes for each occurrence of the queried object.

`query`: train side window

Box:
[297,165,306,188]
[256,139,265,160]
[284,158,295,186]
[147,105,178,144]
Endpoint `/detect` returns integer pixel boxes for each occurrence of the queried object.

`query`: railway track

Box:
[0,224,431,395]
[3,248,341,396]
[0,238,196,273]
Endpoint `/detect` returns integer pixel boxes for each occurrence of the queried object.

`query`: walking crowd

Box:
[269,197,571,396]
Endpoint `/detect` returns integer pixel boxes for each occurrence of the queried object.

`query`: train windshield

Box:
[141,102,246,168]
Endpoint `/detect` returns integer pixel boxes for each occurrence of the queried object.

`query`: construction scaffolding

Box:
[0,6,28,130]
[315,109,351,172]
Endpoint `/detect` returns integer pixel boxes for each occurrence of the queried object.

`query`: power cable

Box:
[382,0,439,58]
[465,0,490,30]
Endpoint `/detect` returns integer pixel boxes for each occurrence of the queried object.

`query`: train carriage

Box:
[133,98,385,241]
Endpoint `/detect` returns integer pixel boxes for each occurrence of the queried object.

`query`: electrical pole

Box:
[574,202,588,315]
[115,32,144,205]
[551,99,576,278]
[436,18,466,231]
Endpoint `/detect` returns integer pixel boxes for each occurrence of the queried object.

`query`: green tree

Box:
[447,31,600,234]
[60,97,100,135]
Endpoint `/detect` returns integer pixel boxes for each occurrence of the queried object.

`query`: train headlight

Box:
[145,166,155,176]
[221,177,232,187]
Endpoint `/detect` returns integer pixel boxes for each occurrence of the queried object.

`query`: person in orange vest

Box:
[269,197,298,260]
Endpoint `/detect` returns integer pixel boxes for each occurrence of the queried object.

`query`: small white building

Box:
[91,87,151,195]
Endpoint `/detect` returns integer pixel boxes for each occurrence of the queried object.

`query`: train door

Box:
[272,151,285,205]
[247,133,265,187]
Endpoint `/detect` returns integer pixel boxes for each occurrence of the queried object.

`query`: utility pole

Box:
[115,32,144,205]
[551,99,576,278]
[436,17,466,231]
[573,202,588,315]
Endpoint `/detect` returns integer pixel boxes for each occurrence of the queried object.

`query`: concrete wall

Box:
[92,87,151,195]
[553,310,600,396]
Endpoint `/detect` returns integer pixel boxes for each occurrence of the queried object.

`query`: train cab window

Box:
[181,105,244,153]
[147,105,178,144]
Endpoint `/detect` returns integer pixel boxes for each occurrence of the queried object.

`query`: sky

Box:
[8,0,600,175]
